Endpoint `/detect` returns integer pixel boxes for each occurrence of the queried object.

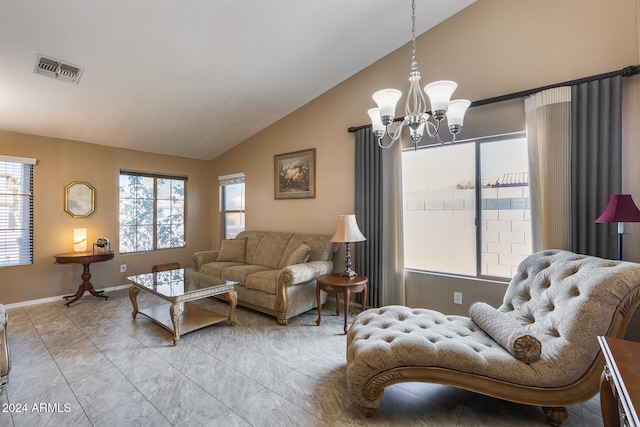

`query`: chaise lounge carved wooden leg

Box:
[360,406,379,417]
[542,406,568,426]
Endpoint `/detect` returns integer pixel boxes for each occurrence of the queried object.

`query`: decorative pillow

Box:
[469,302,542,363]
[285,243,311,266]
[216,238,246,263]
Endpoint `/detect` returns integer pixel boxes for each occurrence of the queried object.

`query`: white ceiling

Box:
[0,0,475,160]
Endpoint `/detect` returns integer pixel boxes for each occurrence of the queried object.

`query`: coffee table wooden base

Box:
[130,286,237,345]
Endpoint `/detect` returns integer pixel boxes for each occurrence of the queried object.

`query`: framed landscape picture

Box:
[274,148,315,199]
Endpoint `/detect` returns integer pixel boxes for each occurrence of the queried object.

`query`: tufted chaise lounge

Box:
[346,250,640,426]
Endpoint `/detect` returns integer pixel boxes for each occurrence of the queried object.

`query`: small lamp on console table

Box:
[73,228,87,252]
[595,194,640,260]
[330,214,366,277]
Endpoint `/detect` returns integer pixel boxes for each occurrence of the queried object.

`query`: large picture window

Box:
[119,172,186,253]
[402,133,531,279]
[0,156,36,267]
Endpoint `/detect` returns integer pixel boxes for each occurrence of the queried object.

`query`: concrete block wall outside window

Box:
[404,185,532,279]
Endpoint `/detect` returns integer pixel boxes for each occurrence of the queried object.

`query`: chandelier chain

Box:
[411,0,417,68]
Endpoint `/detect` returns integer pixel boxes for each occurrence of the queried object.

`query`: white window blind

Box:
[0,156,36,267]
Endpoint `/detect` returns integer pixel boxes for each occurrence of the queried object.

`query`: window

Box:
[402,133,531,279]
[219,173,245,239]
[119,172,186,253]
[0,156,36,267]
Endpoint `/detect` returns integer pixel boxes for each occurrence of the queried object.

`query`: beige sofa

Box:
[194,231,335,325]
[346,250,640,426]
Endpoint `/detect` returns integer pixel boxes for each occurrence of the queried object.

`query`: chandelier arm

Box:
[435,132,457,145]
[377,137,396,149]
[424,119,440,138]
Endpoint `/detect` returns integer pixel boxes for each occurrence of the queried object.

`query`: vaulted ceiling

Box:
[0,0,475,160]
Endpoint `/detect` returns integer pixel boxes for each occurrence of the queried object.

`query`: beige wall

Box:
[1,0,639,310]
[212,0,640,314]
[0,131,213,304]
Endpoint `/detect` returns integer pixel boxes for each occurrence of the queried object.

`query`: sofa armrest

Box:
[278,260,333,287]
[193,251,219,269]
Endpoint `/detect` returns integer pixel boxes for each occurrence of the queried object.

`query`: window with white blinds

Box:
[0,156,36,267]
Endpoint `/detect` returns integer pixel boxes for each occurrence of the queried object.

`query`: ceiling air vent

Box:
[33,55,83,84]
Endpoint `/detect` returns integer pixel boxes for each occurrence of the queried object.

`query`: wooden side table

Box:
[54,251,115,306]
[316,273,368,334]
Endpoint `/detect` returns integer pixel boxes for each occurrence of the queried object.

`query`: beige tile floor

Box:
[0,288,603,426]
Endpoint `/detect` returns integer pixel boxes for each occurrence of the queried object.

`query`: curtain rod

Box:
[347,64,640,133]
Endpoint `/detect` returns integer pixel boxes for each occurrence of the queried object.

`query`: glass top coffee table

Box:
[127,268,238,345]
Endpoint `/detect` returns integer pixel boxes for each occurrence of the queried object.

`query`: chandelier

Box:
[368,0,470,149]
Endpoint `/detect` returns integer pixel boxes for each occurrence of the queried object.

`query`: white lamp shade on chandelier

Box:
[368,0,470,150]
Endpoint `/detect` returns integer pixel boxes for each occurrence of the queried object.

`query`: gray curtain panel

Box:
[354,128,383,308]
[571,76,622,259]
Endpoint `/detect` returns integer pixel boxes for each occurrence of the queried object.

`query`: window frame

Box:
[118,170,187,254]
[402,131,530,280]
[0,155,36,267]
[219,173,245,239]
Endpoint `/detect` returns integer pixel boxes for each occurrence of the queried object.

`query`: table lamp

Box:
[73,228,87,252]
[595,194,640,260]
[330,214,366,277]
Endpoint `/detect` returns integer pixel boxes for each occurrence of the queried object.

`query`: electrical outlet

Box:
[120,264,127,273]
[453,291,462,305]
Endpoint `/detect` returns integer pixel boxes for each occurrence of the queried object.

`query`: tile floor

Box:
[0,289,603,426]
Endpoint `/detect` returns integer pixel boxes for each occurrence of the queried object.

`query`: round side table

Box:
[316,273,368,334]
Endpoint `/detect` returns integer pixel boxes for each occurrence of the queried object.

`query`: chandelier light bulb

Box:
[424,80,457,120]
[446,99,471,133]
[367,108,385,137]
[372,89,402,125]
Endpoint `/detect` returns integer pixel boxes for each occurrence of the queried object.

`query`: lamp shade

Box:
[372,89,402,119]
[446,99,471,127]
[595,194,640,223]
[367,108,385,134]
[424,80,457,112]
[73,228,87,252]
[330,215,366,243]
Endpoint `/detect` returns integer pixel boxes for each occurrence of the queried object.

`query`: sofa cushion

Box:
[278,234,334,268]
[200,261,243,278]
[469,302,541,363]
[285,243,311,266]
[252,232,294,269]
[236,231,269,265]
[216,238,246,263]
[221,264,272,284]
[245,270,279,294]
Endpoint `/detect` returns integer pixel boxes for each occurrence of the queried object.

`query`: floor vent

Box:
[33,55,83,84]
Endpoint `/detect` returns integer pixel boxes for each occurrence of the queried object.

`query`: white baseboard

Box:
[4,284,131,310]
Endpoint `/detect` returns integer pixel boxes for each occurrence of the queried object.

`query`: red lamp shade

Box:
[595,194,640,223]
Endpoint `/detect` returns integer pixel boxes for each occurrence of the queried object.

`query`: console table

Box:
[599,336,640,426]
[54,251,115,306]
